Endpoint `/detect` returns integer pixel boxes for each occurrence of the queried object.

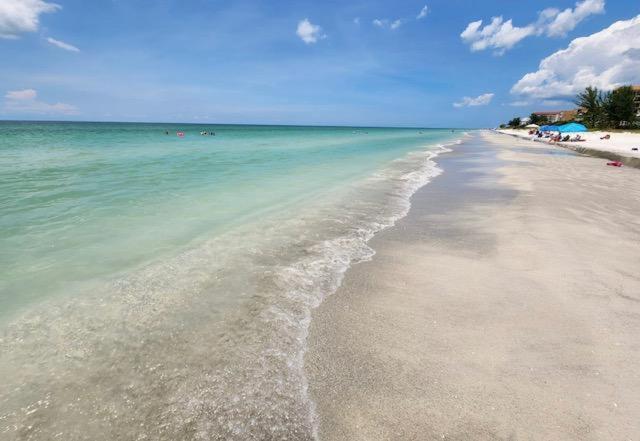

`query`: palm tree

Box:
[603,86,637,128]
[575,86,602,129]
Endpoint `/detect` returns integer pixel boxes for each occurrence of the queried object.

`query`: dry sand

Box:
[305,132,640,440]
[499,128,640,160]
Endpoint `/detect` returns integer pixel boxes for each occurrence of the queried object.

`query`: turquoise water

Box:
[0,121,462,440]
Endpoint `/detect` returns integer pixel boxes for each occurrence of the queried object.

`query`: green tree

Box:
[603,86,637,128]
[575,86,603,129]
[507,117,521,128]
[529,113,546,125]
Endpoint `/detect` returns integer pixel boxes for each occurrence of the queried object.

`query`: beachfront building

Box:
[532,110,579,124]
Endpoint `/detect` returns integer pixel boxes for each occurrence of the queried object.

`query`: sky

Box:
[0,0,639,127]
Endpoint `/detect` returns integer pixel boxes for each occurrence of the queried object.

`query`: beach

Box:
[306,132,640,440]
[2,125,640,439]
[498,128,640,164]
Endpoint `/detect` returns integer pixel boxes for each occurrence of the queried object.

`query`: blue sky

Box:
[1,0,639,127]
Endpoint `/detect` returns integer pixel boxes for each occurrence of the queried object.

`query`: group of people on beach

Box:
[528,129,585,143]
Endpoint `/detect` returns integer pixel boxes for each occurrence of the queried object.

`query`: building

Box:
[532,110,578,123]
[633,85,640,117]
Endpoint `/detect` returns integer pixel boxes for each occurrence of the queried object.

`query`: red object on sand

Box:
[607,161,623,167]
[177,132,185,137]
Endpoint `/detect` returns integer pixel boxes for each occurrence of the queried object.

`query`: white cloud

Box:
[46,37,80,52]
[0,0,60,39]
[511,15,640,99]
[453,93,495,108]
[296,18,325,44]
[461,17,536,54]
[373,8,427,31]
[3,88,78,115]
[543,0,605,37]
[373,18,387,28]
[390,19,403,30]
[417,5,429,20]
[373,18,403,30]
[5,89,37,100]
[461,0,606,53]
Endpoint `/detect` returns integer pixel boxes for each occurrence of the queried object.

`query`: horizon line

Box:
[0,119,479,130]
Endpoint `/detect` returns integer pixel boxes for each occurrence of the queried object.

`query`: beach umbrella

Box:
[525,124,540,129]
[557,122,587,132]
[540,125,558,132]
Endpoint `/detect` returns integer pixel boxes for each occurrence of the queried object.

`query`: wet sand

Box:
[305,132,640,440]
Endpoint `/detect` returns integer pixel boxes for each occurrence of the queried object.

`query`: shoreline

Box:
[305,131,640,440]
[497,128,640,168]
[0,128,465,440]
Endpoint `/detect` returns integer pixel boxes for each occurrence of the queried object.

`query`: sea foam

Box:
[0,127,463,440]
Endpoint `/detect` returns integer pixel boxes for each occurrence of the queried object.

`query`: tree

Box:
[529,113,546,125]
[575,86,603,129]
[603,86,637,128]
[507,117,521,128]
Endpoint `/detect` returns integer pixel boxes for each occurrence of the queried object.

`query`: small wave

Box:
[0,137,462,440]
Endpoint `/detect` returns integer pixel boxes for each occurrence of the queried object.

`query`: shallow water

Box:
[0,122,462,440]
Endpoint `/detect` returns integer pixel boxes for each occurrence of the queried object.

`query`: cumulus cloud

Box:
[461,0,606,54]
[3,88,78,115]
[46,37,80,52]
[417,5,429,20]
[543,0,605,37]
[296,18,325,44]
[0,0,60,39]
[511,15,640,99]
[453,93,495,108]
[461,17,535,54]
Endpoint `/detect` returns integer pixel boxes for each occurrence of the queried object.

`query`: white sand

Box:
[499,128,640,159]
[306,132,640,440]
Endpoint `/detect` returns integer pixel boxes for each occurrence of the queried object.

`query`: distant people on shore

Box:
[165,130,216,137]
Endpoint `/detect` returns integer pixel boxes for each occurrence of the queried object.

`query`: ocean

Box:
[0,121,462,440]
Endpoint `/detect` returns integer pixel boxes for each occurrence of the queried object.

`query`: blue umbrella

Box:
[556,122,587,132]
